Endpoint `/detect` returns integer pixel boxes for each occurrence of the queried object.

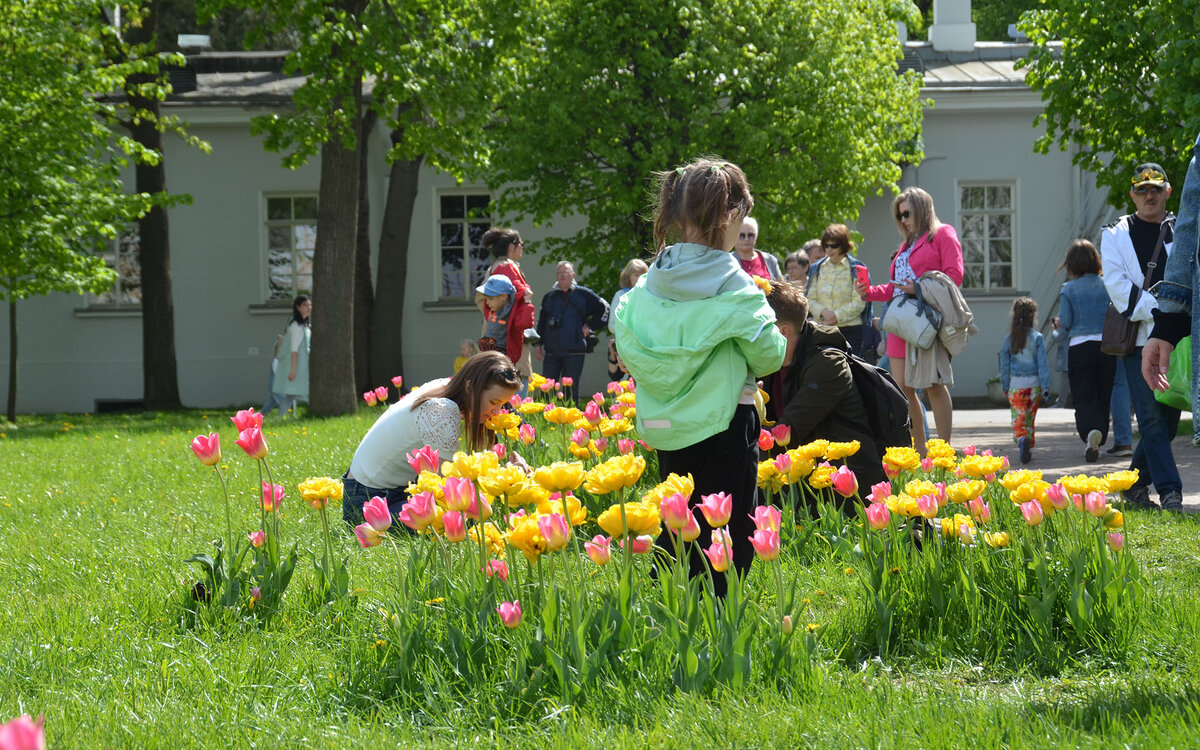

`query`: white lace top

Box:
[348,380,463,489]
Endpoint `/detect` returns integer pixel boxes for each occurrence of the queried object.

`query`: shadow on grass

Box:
[1031,678,1200,734]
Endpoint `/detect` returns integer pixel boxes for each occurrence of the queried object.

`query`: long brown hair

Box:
[892,187,941,243]
[650,157,753,251]
[1009,297,1038,354]
[412,351,520,450]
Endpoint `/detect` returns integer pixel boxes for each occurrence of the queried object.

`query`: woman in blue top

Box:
[1001,297,1051,465]
[1056,239,1119,461]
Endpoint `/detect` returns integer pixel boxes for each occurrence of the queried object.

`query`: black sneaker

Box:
[1160,490,1184,513]
[1106,444,1133,457]
[1018,436,1032,465]
[1123,485,1156,509]
[1085,429,1101,463]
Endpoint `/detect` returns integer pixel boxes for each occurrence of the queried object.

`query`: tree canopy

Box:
[482,0,925,296]
[1018,0,1200,212]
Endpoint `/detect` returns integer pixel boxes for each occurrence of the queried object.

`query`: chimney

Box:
[929,0,976,53]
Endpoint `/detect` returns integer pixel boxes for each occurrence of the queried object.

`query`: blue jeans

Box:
[541,352,586,403]
[1121,352,1182,496]
[1110,361,1132,447]
[262,365,283,415]
[341,471,411,528]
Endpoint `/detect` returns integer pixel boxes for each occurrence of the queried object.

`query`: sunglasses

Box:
[896,210,912,220]
[821,243,840,250]
[739,232,756,240]
[1133,185,1164,196]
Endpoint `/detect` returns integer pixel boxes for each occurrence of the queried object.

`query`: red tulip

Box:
[398,492,438,532]
[538,513,571,551]
[391,375,403,389]
[362,496,392,532]
[484,559,510,581]
[748,529,781,560]
[770,424,791,447]
[757,429,774,452]
[703,540,731,572]
[190,433,221,467]
[830,465,859,498]
[373,385,389,403]
[586,535,612,565]
[750,505,782,532]
[698,492,733,527]
[231,408,263,432]
[235,427,268,460]
[1021,500,1044,526]
[362,391,378,407]
[442,511,466,542]
[618,535,654,554]
[0,714,44,750]
[497,600,522,628]
[248,530,265,548]
[865,502,890,530]
[443,476,475,512]
[406,445,440,475]
[680,512,702,542]
[261,481,285,512]
[868,481,891,503]
[659,492,692,531]
[618,438,635,455]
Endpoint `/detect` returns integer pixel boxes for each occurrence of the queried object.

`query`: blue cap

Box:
[478,274,515,297]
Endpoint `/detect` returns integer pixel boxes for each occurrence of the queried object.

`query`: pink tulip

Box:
[442,511,466,542]
[484,559,510,581]
[982,449,993,456]
[1021,500,1044,526]
[585,535,612,565]
[463,495,492,527]
[562,377,574,387]
[711,528,734,550]
[190,433,222,467]
[1044,483,1069,511]
[1107,531,1125,552]
[497,600,522,628]
[703,540,731,572]
[583,400,603,425]
[443,476,476,512]
[362,496,393,532]
[883,462,901,480]
[758,429,775,452]
[830,465,859,498]
[749,529,781,560]
[391,375,403,389]
[399,492,438,532]
[660,492,692,531]
[865,502,890,530]
[374,385,389,403]
[618,438,635,455]
[771,424,791,447]
[231,408,263,432]
[571,428,590,448]
[607,381,622,394]
[967,498,991,523]
[354,523,384,548]
[933,482,947,505]
[1071,493,1084,511]
[261,481,285,512]
[916,494,938,519]
[963,444,977,456]
[250,586,262,604]
[782,615,794,635]
[539,381,554,393]
[618,535,654,554]
[1000,456,1011,470]
[680,512,701,542]
[518,423,536,445]
[1084,491,1108,517]
[868,481,892,503]
[538,513,570,551]
[509,394,524,408]
[697,492,733,527]
[235,427,268,460]
[362,391,378,407]
[406,445,440,475]
[248,530,265,548]
[593,437,609,453]
[0,714,44,750]
[957,523,976,546]
[773,452,793,474]
[750,505,782,532]
[492,443,507,460]
[920,457,934,473]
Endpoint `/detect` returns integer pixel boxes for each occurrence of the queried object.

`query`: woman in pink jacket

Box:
[857,187,964,453]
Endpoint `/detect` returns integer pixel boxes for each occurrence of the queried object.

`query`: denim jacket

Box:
[1000,330,1051,393]
[1058,274,1109,341]
[1150,128,1200,435]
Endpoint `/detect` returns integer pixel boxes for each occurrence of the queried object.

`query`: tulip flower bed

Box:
[3,397,1200,748]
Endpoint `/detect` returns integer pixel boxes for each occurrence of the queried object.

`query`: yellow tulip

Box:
[808,463,835,490]
[823,441,861,460]
[1100,470,1139,494]
[642,472,694,506]
[477,465,527,502]
[584,454,647,494]
[449,450,500,481]
[984,531,1010,548]
[1009,479,1050,505]
[924,439,956,459]
[516,401,547,415]
[598,418,633,437]
[537,493,588,526]
[757,461,785,493]
[484,412,522,431]
[532,461,586,492]
[505,514,546,562]
[946,480,985,504]
[505,479,551,508]
[959,455,1005,478]
[883,446,922,472]
[795,439,830,460]
[597,501,662,538]
[1059,473,1107,496]
[1103,508,1124,529]
[544,407,583,425]
[568,444,592,459]
[468,522,506,557]
[998,469,1042,491]
[297,476,344,509]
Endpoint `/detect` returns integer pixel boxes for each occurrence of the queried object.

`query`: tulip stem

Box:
[213,465,233,569]
[262,457,281,566]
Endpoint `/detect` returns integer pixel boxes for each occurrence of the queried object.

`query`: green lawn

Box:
[2,411,1200,749]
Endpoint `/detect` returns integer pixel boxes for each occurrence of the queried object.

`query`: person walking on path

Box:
[269,295,311,418]
[533,261,609,402]
[1001,297,1051,465]
[1101,162,1183,511]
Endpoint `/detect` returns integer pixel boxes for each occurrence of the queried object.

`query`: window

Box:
[959,183,1014,290]
[265,194,317,301]
[438,193,493,300]
[90,227,141,305]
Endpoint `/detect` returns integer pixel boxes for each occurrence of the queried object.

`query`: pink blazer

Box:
[864,224,964,301]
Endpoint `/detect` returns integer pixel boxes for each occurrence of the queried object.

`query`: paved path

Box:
[948,407,1200,511]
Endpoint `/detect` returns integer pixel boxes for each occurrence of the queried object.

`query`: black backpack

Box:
[819,345,912,449]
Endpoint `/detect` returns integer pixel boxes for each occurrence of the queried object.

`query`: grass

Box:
[3,410,1200,748]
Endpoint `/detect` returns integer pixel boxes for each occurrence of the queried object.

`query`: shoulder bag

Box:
[880,283,942,350]
[1100,218,1171,356]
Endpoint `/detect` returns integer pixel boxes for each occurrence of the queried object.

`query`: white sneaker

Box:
[1085,429,1101,463]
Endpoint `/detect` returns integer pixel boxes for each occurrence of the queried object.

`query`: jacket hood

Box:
[645,243,756,301]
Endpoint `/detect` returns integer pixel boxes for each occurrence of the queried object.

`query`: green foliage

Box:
[1018,0,1200,213]
[484,0,924,296]
[972,0,1036,41]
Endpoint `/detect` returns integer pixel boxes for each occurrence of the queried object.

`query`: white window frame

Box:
[957,180,1017,292]
[88,226,142,307]
[436,190,494,301]
[262,192,318,303]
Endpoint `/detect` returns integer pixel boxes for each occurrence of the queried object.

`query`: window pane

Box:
[990,239,1012,263]
[988,214,1011,239]
[987,186,1012,210]
[964,264,984,288]
[440,195,465,219]
[268,249,293,300]
[268,226,291,249]
[466,194,491,218]
[470,244,491,290]
[992,264,1012,288]
[963,239,985,264]
[296,247,314,295]
[441,248,465,298]
[961,214,985,239]
[441,223,463,248]
[961,186,985,210]
[293,197,318,220]
[294,224,317,251]
[469,222,489,249]
[267,197,292,221]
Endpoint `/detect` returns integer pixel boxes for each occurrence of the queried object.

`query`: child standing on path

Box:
[1000,297,1051,464]
[612,157,787,597]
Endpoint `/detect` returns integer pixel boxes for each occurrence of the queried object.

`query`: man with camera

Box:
[534,260,610,402]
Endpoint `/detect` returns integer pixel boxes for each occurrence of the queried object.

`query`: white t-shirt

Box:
[348,380,462,489]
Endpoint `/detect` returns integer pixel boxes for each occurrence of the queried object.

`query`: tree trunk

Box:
[126,0,181,410]
[353,109,378,395]
[369,134,424,386]
[308,82,363,416]
[6,298,15,425]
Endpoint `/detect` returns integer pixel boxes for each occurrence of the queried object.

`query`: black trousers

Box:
[654,404,760,598]
[1067,340,1116,443]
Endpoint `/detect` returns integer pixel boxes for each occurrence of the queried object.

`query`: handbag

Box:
[880,283,943,350]
[1100,217,1171,356]
[1153,336,1192,411]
